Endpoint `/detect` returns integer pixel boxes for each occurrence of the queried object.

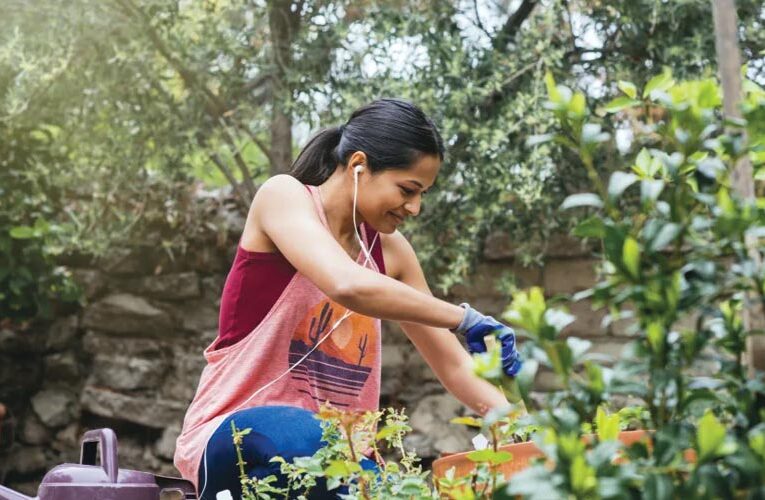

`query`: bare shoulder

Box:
[242,175,315,252]
[380,230,419,280]
[255,174,310,203]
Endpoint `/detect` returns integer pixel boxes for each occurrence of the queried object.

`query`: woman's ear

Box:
[346,151,368,179]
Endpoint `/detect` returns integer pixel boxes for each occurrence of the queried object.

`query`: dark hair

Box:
[290,98,445,185]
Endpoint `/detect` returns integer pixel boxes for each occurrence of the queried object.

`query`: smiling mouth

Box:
[389,212,405,223]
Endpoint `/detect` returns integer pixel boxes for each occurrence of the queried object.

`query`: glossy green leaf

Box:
[608,171,638,200]
[618,80,637,99]
[603,96,641,113]
[561,193,603,210]
[697,410,726,461]
[622,236,640,279]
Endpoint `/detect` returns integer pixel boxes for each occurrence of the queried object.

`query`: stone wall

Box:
[0,194,627,495]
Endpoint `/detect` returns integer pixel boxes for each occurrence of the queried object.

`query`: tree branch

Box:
[492,0,538,51]
[207,151,251,209]
[218,119,259,201]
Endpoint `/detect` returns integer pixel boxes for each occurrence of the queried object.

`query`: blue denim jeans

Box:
[196,405,377,499]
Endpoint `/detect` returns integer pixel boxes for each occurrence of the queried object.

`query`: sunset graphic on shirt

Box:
[288,299,378,407]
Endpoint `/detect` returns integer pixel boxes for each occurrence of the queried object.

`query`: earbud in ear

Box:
[354,165,364,176]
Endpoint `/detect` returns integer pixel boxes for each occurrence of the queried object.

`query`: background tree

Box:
[2,0,764,320]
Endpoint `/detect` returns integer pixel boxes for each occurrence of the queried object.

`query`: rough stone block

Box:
[561,300,608,338]
[159,351,207,403]
[44,352,80,383]
[542,259,598,294]
[484,231,595,261]
[31,389,78,428]
[20,413,51,446]
[82,294,174,336]
[121,272,201,301]
[588,338,631,364]
[69,268,107,300]
[80,386,186,429]
[8,445,48,475]
[45,315,80,352]
[154,425,181,460]
[91,353,168,391]
[82,331,164,358]
[405,393,473,458]
[0,354,42,403]
[166,299,219,333]
[533,369,564,392]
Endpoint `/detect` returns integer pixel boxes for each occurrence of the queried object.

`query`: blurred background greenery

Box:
[2,0,764,321]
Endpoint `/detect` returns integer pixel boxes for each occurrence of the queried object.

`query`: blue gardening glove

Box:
[451,303,523,377]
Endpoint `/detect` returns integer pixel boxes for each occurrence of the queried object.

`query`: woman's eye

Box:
[400,187,415,195]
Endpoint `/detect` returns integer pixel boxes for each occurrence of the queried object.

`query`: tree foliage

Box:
[2,0,764,319]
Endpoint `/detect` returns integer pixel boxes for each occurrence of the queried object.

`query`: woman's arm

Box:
[382,230,513,415]
[255,175,465,328]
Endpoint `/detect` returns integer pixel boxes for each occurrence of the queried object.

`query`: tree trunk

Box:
[711,0,765,375]
[267,0,299,175]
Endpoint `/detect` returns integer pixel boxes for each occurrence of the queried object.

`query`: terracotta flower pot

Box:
[432,430,653,484]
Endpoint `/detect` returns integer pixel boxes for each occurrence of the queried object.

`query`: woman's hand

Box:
[451,304,523,377]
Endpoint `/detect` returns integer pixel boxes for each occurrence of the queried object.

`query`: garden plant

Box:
[225,69,765,499]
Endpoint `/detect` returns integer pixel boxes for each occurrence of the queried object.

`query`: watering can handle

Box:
[80,428,119,483]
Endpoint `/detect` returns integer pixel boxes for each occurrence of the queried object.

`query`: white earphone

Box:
[200,168,379,499]
[225,162,377,411]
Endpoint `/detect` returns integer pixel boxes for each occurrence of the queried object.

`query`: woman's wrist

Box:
[448,303,467,332]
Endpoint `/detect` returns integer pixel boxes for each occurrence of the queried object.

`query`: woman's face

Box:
[357,154,441,234]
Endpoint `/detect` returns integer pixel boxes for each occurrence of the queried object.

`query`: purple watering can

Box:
[0,428,196,500]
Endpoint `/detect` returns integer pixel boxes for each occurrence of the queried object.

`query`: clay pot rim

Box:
[433,429,651,461]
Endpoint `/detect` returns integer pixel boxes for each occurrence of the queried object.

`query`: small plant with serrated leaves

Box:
[232,404,436,499]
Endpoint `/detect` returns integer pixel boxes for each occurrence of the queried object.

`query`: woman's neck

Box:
[317,170,364,248]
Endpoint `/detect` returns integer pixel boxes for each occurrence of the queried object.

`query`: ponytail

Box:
[289,126,344,185]
[290,99,444,185]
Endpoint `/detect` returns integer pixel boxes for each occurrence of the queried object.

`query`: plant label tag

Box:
[472,433,489,450]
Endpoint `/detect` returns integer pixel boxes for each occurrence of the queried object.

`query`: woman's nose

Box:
[404,196,421,216]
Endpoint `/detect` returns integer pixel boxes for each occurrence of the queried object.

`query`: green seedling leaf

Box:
[449,416,483,428]
[595,406,620,441]
[324,460,361,478]
[467,449,513,466]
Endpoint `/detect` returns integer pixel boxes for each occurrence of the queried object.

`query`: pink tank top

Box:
[214,210,385,351]
[173,185,382,490]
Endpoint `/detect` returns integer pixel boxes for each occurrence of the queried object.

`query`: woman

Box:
[174,99,522,499]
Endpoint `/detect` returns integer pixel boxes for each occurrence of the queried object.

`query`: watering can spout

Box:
[0,484,35,500]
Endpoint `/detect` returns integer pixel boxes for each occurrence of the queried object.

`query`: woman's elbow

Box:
[327,279,364,305]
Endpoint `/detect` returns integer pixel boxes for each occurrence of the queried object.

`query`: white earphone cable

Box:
[233,167,377,410]
[203,169,377,497]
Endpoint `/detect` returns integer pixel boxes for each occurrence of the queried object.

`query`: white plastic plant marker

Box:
[472,433,489,450]
[216,490,234,500]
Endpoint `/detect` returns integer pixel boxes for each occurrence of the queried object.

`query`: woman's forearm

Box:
[441,360,511,416]
[331,266,464,329]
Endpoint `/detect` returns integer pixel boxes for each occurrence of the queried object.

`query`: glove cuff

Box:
[450,303,482,335]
